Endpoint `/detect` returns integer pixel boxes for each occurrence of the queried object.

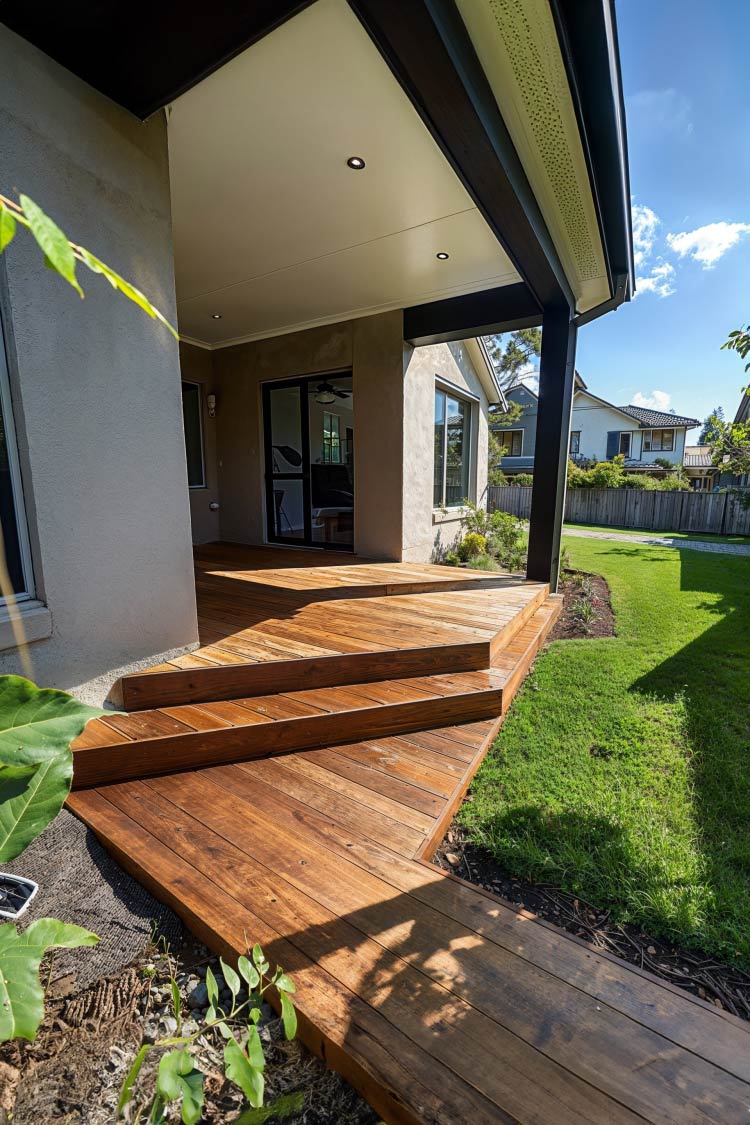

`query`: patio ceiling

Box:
[1,0,632,345]
[168,0,520,348]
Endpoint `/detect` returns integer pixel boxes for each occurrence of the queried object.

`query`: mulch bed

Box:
[433,567,750,1023]
[549,569,615,640]
[0,938,378,1125]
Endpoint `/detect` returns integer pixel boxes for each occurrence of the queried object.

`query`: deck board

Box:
[67,550,750,1122]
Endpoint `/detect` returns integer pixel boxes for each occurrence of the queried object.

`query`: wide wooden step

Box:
[72,597,561,790]
[115,579,549,710]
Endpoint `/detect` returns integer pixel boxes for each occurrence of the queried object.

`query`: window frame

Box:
[322,410,342,464]
[0,313,34,603]
[569,430,581,455]
[181,380,207,490]
[433,383,474,509]
[618,431,632,457]
[497,429,524,457]
[642,428,675,453]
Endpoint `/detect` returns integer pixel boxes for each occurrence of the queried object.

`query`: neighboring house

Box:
[683,446,719,491]
[0,0,632,692]
[493,375,699,477]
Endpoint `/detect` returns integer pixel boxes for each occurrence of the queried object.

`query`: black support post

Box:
[526,306,578,591]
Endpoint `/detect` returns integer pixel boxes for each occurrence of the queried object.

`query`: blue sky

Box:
[572,0,750,431]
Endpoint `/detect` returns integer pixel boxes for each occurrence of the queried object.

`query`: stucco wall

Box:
[180,343,221,543]
[211,315,487,562]
[403,339,489,562]
[0,27,198,690]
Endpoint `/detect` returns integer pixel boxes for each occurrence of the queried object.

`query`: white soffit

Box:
[456,0,610,314]
[168,0,519,348]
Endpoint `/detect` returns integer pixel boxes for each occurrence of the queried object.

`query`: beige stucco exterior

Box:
[185,315,490,562]
[0,27,198,690]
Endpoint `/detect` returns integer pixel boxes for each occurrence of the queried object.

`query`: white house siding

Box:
[402,340,489,562]
[0,28,198,694]
[570,394,640,461]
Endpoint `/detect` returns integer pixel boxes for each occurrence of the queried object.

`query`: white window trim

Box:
[618,432,632,457]
[182,380,207,490]
[0,315,35,603]
[433,382,476,510]
[642,428,675,453]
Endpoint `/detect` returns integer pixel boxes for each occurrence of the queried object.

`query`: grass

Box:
[461,536,750,961]
[564,521,750,545]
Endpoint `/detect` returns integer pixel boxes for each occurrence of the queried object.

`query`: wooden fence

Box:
[488,485,750,536]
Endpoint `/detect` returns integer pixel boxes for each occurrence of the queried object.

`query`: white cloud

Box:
[631,203,660,268]
[666,222,750,268]
[632,390,672,411]
[626,89,693,138]
[635,260,676,299]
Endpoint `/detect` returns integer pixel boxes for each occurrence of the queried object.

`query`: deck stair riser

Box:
[72,684,505,789]
[116,582,549,710]
[73,598,561,790]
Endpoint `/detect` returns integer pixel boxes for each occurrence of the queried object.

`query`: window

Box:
[434,388,471,507]
[496,430,523,457]
[0,318,33,600]
[322,412,341,463]
[618,432,632,457]
[642,429,674,452]
[569,431,581,455]
[181,382,205,488]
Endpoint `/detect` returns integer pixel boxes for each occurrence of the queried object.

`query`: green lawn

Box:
[564,521,750,545]
[462,537,750,961]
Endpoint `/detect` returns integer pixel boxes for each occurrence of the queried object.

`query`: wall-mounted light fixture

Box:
[206,393,217,418]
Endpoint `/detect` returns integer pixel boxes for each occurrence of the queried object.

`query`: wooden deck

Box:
[68,546,750,1123]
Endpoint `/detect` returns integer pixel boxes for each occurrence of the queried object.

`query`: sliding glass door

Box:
[263,373,353,550]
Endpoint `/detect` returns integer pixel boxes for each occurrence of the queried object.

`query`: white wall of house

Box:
[571,393,640,460]
[0,28,198,694]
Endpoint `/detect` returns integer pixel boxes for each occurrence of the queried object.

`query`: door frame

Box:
[262,370,353,551]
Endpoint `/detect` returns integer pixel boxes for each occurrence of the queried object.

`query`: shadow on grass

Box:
[631,549,750,953]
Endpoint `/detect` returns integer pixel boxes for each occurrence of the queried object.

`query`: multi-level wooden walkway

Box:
[68,546,750,1123]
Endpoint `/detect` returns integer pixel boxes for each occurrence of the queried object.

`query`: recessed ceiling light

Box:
[436,252,450,260]
[211,313,222,319]
[346,156,366,170]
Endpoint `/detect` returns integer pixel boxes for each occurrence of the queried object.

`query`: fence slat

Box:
[487,485,750,535]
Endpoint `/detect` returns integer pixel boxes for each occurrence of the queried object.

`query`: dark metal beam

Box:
[404,283,541,346]
[348,0,572,312]
[0,1,313,120]
[526,306,578,591]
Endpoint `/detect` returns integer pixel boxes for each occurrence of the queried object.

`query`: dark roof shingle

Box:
[618,405,700,429]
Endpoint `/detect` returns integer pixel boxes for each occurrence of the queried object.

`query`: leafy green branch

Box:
[0,192,178,339]
[119,944,298,1125]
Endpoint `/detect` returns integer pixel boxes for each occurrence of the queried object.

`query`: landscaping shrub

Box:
[654,457,674,470]
[466,553,499,571]
[442,550,460,567]
[457,532,487,561]
[513,472,534,486]
[459,502,526,572]
[622,474,656,490]
[488,467,508,486]
[658,473,687,491]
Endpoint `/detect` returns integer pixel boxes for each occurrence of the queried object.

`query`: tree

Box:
[485,329,541,483]
[707,325,750,477]
[698,406,724,445]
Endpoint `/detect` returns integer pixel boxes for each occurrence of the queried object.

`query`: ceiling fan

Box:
[309,380,351,405]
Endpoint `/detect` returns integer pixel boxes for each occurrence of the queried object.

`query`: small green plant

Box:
[0,676,105,1044]
[441,550,461,567]
[513,473,534,486]
[657,473,687,492]
[653,457,674,470]
[119,945,298,1124]
[573,595,598,634]
[457,532,487,561]
[559,545,571,572]
[466,553,499,571]
[488,467,508,486]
